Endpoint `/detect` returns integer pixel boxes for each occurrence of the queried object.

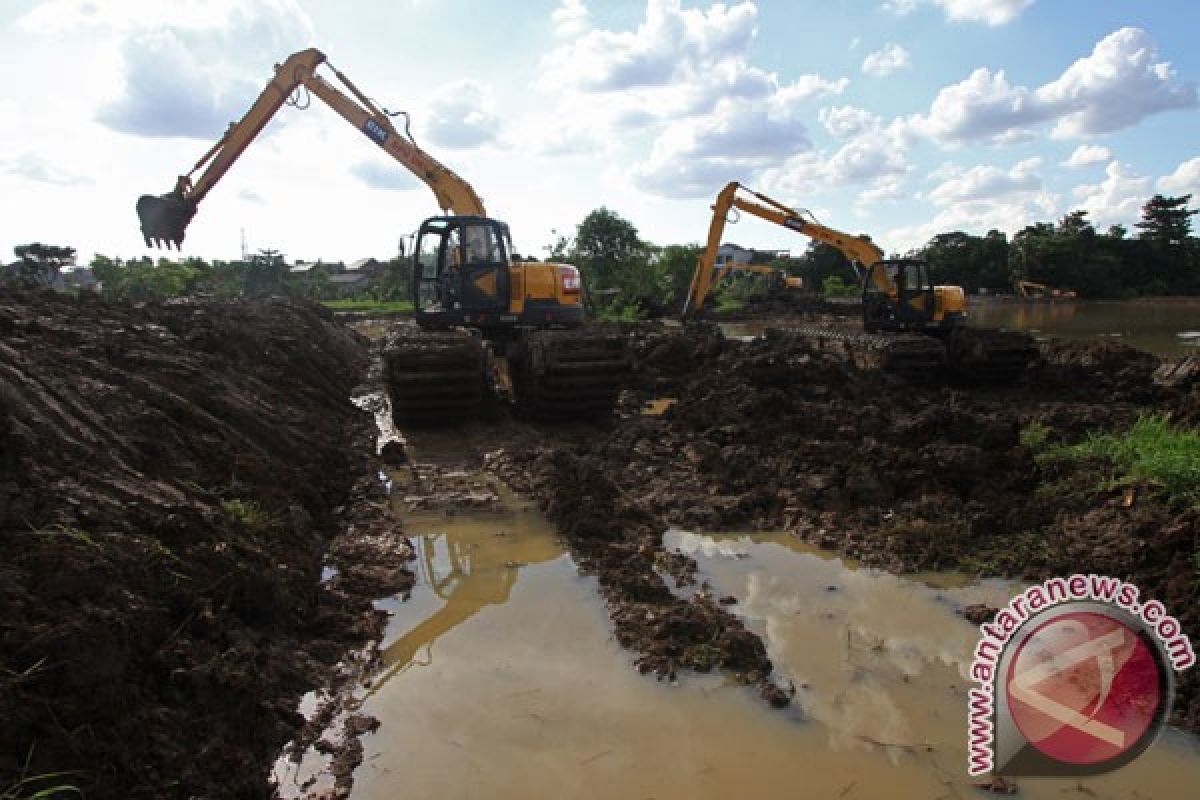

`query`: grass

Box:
[321,299,414,314]
[1032,414,1200,506]
[220,498,273,532]
[1,775,81,799]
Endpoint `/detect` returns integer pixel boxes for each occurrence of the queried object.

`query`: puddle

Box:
[349,520,1200,798]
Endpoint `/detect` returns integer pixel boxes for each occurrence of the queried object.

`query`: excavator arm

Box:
[681,182,886,319]
[137,47,485,248]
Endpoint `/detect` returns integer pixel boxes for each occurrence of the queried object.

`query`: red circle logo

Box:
[1005,611,1163,766]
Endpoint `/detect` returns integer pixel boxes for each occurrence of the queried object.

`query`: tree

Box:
[245,248,287,296]
[7,242,75,288]
[1136,194,1197,246]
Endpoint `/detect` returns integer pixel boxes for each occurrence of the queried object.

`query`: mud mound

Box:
[1033,339,1166,403]
[0,291,374,799]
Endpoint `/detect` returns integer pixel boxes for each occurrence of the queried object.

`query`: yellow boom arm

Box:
[138,48,484,248]
[681,182,886,318]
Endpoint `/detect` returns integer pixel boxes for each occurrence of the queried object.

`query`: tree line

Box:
[6,193,1196,314]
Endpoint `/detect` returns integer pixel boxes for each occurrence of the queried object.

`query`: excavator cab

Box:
[413,216,512,329]
[862,259,965,334]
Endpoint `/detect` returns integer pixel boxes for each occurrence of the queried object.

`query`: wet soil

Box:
[0,291,411,799]
[494,325,1200,731]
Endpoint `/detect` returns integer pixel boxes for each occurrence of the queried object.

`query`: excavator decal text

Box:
[363,118,389,146]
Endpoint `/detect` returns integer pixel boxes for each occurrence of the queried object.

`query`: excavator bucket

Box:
[136,193,197,249]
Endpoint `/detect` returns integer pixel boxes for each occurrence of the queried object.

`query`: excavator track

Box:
[384,329,489,426]
[789,326,947,382]
[946,327,1039,383]
[513,329,634,418]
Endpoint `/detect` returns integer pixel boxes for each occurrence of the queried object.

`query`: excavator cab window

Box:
[413,216,512,322]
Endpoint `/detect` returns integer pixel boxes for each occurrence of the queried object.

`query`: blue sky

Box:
[1,0,1197,264]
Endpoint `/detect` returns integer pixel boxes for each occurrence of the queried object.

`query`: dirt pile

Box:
[502,325,1199,729]
[0,291,389,799]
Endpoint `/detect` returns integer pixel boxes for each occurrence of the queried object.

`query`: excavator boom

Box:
[682,182,884,318]
[137,48,485,248]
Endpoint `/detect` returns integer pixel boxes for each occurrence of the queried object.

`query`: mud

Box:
[495,325,1200,732]
[0,291,411,799]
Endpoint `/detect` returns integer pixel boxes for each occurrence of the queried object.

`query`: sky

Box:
[1,0,1198,265]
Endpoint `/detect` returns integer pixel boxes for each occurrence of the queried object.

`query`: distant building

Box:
[716,243,754,268]
[328,272,373,296]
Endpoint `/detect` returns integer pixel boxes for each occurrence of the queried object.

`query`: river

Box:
[969,298,1200,357]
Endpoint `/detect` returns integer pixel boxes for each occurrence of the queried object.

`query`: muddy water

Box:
[970,298,1200,357]
[348,509,1200,797]
[720,298,1200,356]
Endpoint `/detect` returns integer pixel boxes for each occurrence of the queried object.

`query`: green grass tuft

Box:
[1035,414,1200,506]
[220,498,273,532]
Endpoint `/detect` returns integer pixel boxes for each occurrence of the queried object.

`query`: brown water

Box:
[720,298,1200,357]
[337,506,1200,799]
[969,298,1200,357]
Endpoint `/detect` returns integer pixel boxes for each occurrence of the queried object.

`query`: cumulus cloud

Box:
[58,0,316,139]
[759,117,913,202]
[1061,144,1111,168]
[538,0,846,196]
[1157,156,1200,198]
[820,106,882,139]
[350,160,421,190]
[1074,161,1152,228]
[540,0,846,121]
[862,43,910,78]
[3,152,92,186]
[883,155,1056,250]
[421,80,500,149]
[883,0,1035,26]
[632,96,814,197]
[552,0,590,37]
[928,157,1042,204]
[906,28,1195,145]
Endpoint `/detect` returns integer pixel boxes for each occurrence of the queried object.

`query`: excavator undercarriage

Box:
[383,327,633,426]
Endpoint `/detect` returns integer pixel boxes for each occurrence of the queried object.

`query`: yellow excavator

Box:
[683,182,1037,381]
[137,48,630,423]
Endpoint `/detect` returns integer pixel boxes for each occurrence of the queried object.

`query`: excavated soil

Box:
[0,291,412,799]
[495,325,1200,731]
[4,293,1198,796]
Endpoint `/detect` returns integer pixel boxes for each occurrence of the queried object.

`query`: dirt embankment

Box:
[499,326,1199,730]
[0,291,408,799]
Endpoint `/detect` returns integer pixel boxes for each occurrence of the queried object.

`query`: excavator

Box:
[136,48,631,424]
[682,182,1037,381]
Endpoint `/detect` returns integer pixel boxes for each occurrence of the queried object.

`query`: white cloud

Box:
[538,0,847,197]
[2,152,92,186]
[906,28,1195,145]
[350,160,421,190]
[1157,156,1200,198]
[552,0,590,37]
[421,80,500,149]
[883,0,1035,26]
[862,43,910,78]
[1073,161,1152,228]
[632,96,813,197]
[540,0,845,123]
[820,106,882,139]
[759,117,913,202]
[32,0,316,139]
[857,175,906,207]
[928,157,1042,204]
[1061,144,1111,168]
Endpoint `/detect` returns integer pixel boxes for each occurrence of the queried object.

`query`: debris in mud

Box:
[0,291,408,799]
[961,604,998,626]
